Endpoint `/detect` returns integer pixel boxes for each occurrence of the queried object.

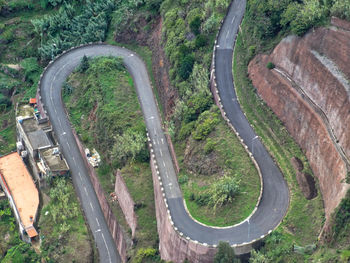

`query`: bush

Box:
[192,110,220,140]
[178,173,189,185]
[194,193,210,206]
[134,247,157,263]
[214,242,237,263]
[195,34,208,49]
[179,54,195,80]
[1,28,15,43]
[203,13,220,33]
[20,58,40,83]
[0,96,12,108]
[208,175,240,209]
[178,121,195,140]
[189,16,201,35]
[204,138,216,153]
[266,62,275,69]
[78,55,89,73]
[183,94,212,123]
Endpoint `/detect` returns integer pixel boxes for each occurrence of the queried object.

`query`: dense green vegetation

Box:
[0,200,39,262]
[245,0,350,39]
[32,0,116,60]
[64,56,162,261]
[39,177,96,262]
[214,242,239,263]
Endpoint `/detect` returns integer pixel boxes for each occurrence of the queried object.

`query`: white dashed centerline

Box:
[102,233,112,263]
[231,15,235,24]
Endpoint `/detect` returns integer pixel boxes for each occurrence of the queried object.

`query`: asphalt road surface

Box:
[40,0,289,261]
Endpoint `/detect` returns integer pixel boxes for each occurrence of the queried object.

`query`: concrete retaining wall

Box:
[149,152,217,263]
[114,170,137,237]
[72,130,128,263]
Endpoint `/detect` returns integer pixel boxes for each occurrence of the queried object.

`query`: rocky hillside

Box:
[248,17,350,228]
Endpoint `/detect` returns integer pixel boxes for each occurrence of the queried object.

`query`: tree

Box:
[179,54,195,80]
[79,55,89,73]
[250,250,269,263]
[214,242,238,263]
[189,16,201,35]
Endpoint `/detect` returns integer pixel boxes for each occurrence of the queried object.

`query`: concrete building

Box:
[16,102,69,186]
[0,152,39,243]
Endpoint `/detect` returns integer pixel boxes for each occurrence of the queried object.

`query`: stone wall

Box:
[114,170,137,237]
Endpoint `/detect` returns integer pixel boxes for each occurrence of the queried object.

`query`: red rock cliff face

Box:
[248,19,350,224]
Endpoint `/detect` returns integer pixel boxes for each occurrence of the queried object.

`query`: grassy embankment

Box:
[64,56,161,262]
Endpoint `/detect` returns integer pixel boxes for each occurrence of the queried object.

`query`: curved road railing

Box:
[37,0,290,260]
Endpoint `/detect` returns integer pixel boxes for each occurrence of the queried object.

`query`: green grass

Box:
[176,110,261,227]
[233,17,324,261]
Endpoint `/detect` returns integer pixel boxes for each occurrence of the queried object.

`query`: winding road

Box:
[39,0,289,261]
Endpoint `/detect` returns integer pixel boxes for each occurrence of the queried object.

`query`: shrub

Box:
[178,121,195,140]
[20,58,40,83]
[178,173,188,185]
[0,96,12,108]
[189,16,201,35]
[208,175,240,209]
[195,34,208,49]
[179,54,195,80]
[78,55,89,73]
[194,193,210,206]
[204,138,216,153]
[183,94,212,123]
[134,248,157,263]
[1,28,15,43]
[266,62,275,69]
[214,242,237,263]
[192,110,219,140]
[203,13,220,33]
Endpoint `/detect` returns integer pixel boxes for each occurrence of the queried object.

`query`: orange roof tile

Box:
[25,226,38,238]
[0,152,39,230]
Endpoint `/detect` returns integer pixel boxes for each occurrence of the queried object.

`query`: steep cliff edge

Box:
[248,18,350,227]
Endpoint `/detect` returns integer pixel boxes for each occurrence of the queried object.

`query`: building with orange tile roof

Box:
[0,152,39,242]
